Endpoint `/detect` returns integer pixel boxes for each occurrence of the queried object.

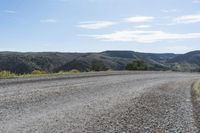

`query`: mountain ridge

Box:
[0,50,199,74]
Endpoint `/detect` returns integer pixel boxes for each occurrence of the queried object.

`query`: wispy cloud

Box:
[174,14,200,24]
[124,16,154,23]
[84,30,200,43]
[78,21,116,29]
[3,10,17,14]
[40,19,58,23]
[135,25,151,28]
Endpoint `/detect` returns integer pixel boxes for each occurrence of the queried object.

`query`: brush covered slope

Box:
[167,51,200,71]
[0,50,199,74]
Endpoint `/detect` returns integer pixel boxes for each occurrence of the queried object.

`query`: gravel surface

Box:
[0,72,200,133]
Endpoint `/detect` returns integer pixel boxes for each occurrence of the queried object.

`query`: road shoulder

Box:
[84,80,198,132]
[191,80,200,132]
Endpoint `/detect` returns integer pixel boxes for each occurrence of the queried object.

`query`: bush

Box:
[90,63,100,71]
[0,71,17,78]
[31,70,46,75]
[191,68,200,72]
[194,68,200,72]
[126,60,148,71]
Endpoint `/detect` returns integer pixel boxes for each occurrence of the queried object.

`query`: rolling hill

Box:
[0,50,199,74]
[167,50,200,71]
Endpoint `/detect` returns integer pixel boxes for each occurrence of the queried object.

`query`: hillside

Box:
[0,50,199,74]
[167,51,200,71]
[0,52,83,74]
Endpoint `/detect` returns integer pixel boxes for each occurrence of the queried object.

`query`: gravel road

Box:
[0,72,200,133]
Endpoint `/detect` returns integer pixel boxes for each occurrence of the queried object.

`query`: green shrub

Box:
[193,68,200,72]
[31,70,46,75]
[0,71,17,78]
[90,63,100,71]
[126,60,148,71]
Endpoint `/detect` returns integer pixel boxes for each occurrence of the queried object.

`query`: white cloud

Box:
[3,10,16,14]
[78,21,116,29]
[174,14,200,24]
[135,25,151,28]
[40,19,57,23]
[84,30,200,43]
[124,16,154,23]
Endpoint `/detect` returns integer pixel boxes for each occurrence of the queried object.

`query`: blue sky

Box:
[0,0,200,53]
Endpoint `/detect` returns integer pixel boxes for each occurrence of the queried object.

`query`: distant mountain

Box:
[167,50,200,71]
[101,51,177,70]
[0,50,199,74]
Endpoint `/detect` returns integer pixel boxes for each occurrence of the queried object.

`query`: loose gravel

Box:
[0,72,199,133]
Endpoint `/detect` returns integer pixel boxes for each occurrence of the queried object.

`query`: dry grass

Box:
[0,69,80,79]
[0,71,17,79]
[31,70,47,75]
[193,80,200,102]
[58,69,80,74]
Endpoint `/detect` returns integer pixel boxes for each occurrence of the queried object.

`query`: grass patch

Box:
[31,70,47,75]
[0,71,17,79]
[0,69,81,79]
[192,80,200,131]
[68,69,80,74]
[193,80,200,102]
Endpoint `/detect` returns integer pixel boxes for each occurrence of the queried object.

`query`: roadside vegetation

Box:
[193,80,200,103]
[58,69,80,74]
[31,70,47,75]
[192,68,200,72]
[90,63,101,72]
[0,71,18,78]
[0,69,80,79]
[0,60,150,79]
[192,80,200,130]
[125,60,148,71]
